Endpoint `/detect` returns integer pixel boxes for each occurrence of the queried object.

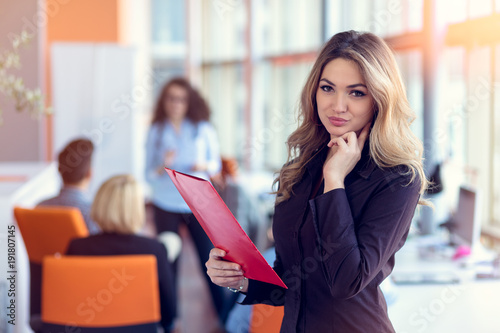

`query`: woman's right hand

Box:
[157,150,177,175]
[323,122,371,192]
[164,150,176,167]
[206,248,248,293]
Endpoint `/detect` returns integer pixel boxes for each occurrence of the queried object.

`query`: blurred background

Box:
[1,1,500,332]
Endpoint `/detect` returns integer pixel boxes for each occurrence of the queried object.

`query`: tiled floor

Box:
[177,224,222,332]
[144,205,222,333]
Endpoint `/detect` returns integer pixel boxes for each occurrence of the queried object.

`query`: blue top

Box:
[38,186,100,234]
[145,120,221,213]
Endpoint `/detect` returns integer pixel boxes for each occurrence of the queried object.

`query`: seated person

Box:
[38,138,99,234]
[66,174,177,332]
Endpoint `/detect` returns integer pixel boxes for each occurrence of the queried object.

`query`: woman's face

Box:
[316,58,374,140]
[164,84,189,122]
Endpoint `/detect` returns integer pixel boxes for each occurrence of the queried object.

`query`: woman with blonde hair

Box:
[206,30,429,332]
[66,174,177,332]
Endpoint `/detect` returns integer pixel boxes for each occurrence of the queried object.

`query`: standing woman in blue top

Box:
[206,31,430,332]
[145,77,237,326]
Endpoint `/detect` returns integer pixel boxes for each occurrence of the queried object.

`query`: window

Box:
[201,0,246,62]
[466,46,493,226]
[494,44,500,225]
[407,0,424,32]
[395,50,424,140]
[437,0,467,24]
[259,0,322,55]
[201,64,245,160]
[155,1,500,229]
[151,0,186,59]
[468,0,494,19]
[262,62,312,170]
[194,0,324,169]
[151,0,187,98]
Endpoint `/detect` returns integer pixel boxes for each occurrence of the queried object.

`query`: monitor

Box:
[448,186,482,250]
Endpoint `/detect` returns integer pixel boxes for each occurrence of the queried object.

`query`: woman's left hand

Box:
[206,248,248,293]
[323,122,371,192]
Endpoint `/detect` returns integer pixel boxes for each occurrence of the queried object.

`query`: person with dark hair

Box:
[145,77,236,328]
[38,138,99,234]
[206,31,430,332]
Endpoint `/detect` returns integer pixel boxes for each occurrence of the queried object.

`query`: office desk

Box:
[388,236,500,333]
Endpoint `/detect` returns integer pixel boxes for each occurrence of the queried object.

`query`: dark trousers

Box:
[153,205,238,325]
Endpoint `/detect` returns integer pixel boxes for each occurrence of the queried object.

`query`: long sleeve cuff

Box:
[240,279,286,306]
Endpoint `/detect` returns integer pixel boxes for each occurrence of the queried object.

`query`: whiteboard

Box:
[51,43,144,196]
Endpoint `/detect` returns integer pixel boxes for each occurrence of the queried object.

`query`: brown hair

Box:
[58,138,94,185]
[151,77,210,124]
[275,30,429,205]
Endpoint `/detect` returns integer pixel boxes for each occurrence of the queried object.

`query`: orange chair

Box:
[13,206,89,317]
[41,255,161,332]
[249,304,284,333]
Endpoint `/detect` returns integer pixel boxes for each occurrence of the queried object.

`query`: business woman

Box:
[206,30,430,332]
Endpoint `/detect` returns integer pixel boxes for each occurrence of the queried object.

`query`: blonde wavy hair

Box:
[274,30,429,205]
[91,174,145,234]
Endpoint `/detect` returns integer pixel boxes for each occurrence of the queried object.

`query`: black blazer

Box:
[242,144,421,332]
[66,233,177,331]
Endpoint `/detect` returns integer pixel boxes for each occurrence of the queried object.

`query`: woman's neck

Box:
[169,118,183,132]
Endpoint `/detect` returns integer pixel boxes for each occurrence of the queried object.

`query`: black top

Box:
[66,233,177,330]
[242,144,421,332]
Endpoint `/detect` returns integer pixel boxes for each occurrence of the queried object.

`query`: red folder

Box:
[165,168,287,289]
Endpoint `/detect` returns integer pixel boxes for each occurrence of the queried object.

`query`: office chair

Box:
[249,304,284,333]
[13,206,89,318]
[41,255,161,332]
